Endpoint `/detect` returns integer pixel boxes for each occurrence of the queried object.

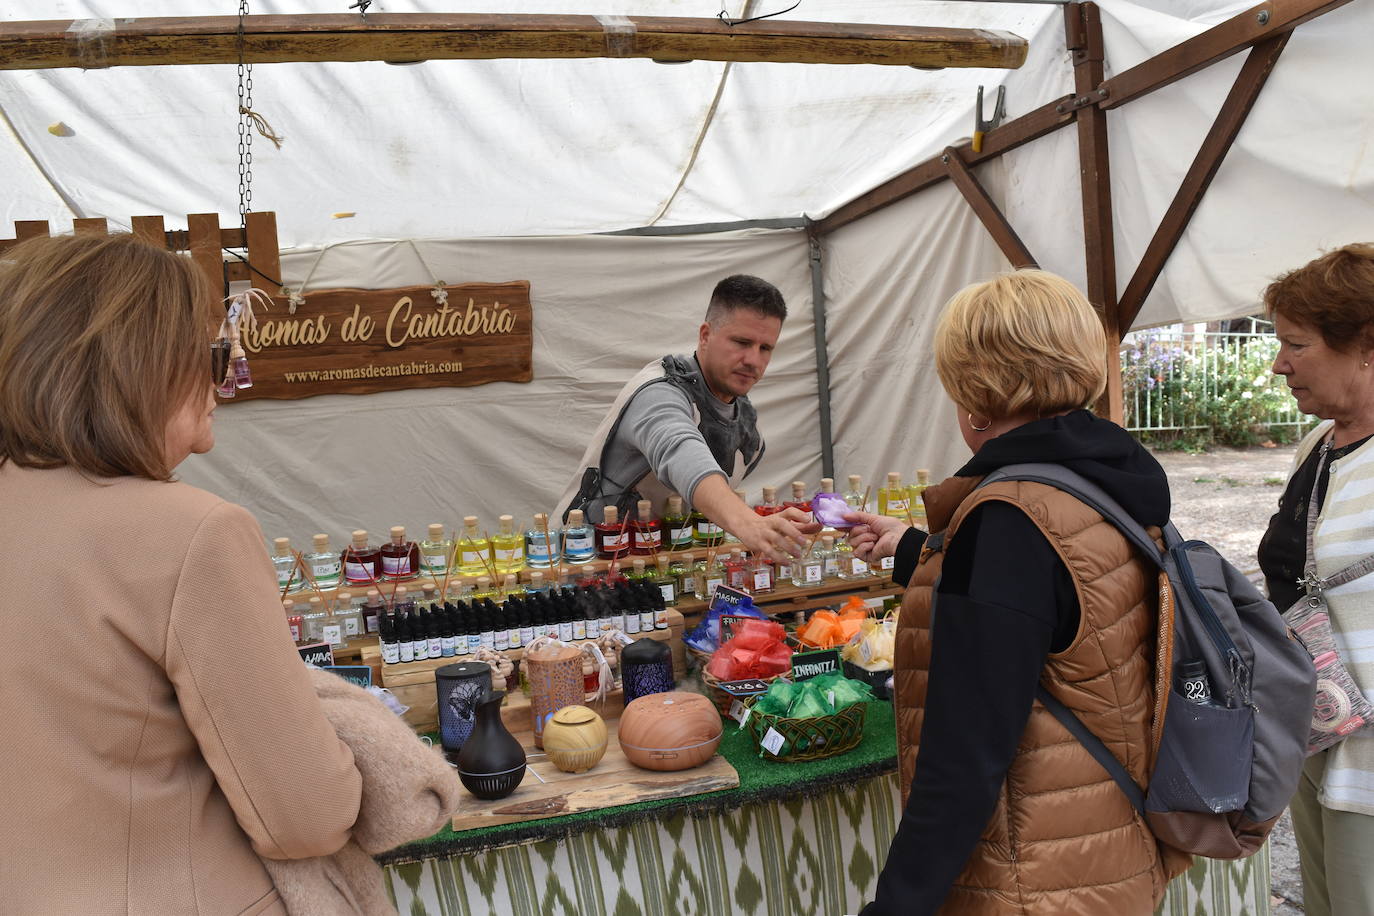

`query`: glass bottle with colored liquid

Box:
[749,553,775,594]
[693,553,726,601]
[662,495,693,550]
[627,557,654,585]
[783,480,812,514]
[524,512,560,568]
[753,485,782,516]
[342,529,383,586]
[631,499,662,555]
[491,515,525,573]
[723,550,750,590]
[273,537,305,594]
[380,526,420,581]
[878,472,910,520]
[420,524,452,579]
[908,469,931,527]
[562,509,596,564]
[595,506,631,560]
[304,534,342,590]
[653,554,679,606]
[690,505,724,548]
[457,517,491,577]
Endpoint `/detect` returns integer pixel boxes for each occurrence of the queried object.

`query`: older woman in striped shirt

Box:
[1258,243,1374,916]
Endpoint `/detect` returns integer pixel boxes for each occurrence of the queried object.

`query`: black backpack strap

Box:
[1036,686,1145,814]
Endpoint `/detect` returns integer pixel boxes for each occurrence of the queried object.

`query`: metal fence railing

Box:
[1120,328,1308,435]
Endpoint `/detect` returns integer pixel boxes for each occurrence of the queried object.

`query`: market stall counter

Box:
[377,700,1272,916]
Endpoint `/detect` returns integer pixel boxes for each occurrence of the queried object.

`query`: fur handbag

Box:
[261,667,463,916]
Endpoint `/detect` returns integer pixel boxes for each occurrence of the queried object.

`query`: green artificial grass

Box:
[379,700,898,865]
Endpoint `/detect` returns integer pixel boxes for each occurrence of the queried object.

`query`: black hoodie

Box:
[865,411,1169,916]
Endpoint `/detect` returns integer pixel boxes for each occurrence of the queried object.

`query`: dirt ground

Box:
[1152,444,1304,914]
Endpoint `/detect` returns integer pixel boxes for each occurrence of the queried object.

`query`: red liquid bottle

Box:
[380,525,420,581]
[631,499,662,555]
[783,480,812,514]
[753,485,783,516]
[342,529,382,586]
[595,505,631,560]
[724,550,750,590]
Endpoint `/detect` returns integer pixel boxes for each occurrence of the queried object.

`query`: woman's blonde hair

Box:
[934,269,1107,420]
[0,233,216,480]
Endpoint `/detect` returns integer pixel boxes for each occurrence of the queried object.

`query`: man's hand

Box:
[845,511,913,562]
[731,506,818,563]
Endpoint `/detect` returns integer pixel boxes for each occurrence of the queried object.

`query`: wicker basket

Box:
[742,696,867,763]
[699,666,788,716]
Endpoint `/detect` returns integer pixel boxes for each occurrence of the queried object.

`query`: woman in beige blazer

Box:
[0,234,362,914]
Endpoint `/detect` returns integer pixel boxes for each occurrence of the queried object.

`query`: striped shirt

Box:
[1293,421,1374,815]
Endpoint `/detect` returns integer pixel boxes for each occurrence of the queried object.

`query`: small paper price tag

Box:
[860,639,874,664]
[826,688,836,709]
[881,555,895,571]
[761,727,786,756]
[729,699,746,723]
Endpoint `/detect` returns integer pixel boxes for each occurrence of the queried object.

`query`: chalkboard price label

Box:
[297,642,335,667]
[790,648,841,681]
[321,665,372,688]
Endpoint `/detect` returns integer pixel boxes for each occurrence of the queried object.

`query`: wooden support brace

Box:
[15,220,49,241]
[187,213,226,299]
[1066,2,1122,424]
[73,217,108,235]
[1100,0,1353,111]
[1116,33,1289,332]
[130,215,165,245]
[0,14,1028,71]
[941,147,1037,269]
[243,211,283,293]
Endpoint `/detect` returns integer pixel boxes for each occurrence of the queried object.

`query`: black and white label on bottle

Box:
[805,564,823,584]
[880,555,895,571]
[659,584,675,603]
[343,617,361,637]
[312,561,340,577]
[322,624,343,646]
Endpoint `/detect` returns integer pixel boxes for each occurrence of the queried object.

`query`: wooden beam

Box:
[73,217,108,235]
[0,15,1028,71]
[243,211,282,292]
[815,94,1076,236]
[130,215,166,246]
[1116,34,1289,332]
[187,213,225,298]
[15,220,49,241]
[1099,0,1351,110]
[941,147,1037,269]
[1066,3,1122,423]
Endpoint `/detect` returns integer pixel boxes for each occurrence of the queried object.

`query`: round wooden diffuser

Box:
[541,705,609,773]
[525,643,584,749]
[618,691,722,772]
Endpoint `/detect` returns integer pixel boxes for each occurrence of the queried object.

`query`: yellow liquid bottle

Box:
[878,472,910,519]
[491,514,526,574]
[908,469,931,527]
[457,516,491,576]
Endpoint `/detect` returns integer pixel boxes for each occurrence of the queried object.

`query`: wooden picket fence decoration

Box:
[0,212,281,297]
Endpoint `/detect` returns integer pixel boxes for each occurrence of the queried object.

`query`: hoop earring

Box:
[968,413,992,432]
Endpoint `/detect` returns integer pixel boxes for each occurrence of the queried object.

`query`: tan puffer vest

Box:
[894,475,1191,914]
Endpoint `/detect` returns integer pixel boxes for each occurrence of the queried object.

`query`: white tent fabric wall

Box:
[175,229,825,543]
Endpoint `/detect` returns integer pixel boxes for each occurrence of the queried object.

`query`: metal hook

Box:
[972,85,1007,154]
[348,0,372,21]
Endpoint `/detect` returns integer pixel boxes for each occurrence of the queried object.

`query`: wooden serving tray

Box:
[450,706,738,831]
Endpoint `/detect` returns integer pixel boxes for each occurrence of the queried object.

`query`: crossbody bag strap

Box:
[1299,436,1374,594]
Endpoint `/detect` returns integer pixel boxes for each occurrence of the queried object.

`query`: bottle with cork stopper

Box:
[420,524,452,578]
[631,499,662,555]
[595,505,630,560]
[342,529,382,586]
[273,537,303,594]
[381,526,420,581]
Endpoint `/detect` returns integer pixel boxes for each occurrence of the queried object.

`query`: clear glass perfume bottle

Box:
[878,472,910,519]
[491,515,525,573]
[843,474,865,509]
[561,509,596,564]
[524,512,560,568]
[819,536,841,580]
[420,523,452,579]
[381,526,420,581]
[631,499,662,555]
[334,590,364,640]
[272,537,304,594]
[525,570,551,595]
[792,548,824,588]
[749,554,775,593]
[230,343,252,389]
[304,533,342,590]
[692,554,725,601]
[303,596,330,645]
[837,538,873,580]
[342,529,382,586]
[457,516,491,577]
[663,495,693,550]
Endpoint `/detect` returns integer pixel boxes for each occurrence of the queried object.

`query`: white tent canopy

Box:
[4,1,1374,539]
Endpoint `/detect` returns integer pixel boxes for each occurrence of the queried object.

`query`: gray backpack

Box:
[983,464,1317,859]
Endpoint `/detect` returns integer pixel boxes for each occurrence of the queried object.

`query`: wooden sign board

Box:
[226,281,532,402]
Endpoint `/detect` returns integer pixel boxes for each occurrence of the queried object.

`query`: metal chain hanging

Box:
[236,0,253,232]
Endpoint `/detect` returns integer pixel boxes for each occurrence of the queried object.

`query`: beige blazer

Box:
[0,464,362,915]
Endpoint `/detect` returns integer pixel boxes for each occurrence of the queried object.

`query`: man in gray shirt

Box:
[555,275,811,562]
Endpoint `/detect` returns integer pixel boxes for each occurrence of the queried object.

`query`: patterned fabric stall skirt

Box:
[384,771,1270,915]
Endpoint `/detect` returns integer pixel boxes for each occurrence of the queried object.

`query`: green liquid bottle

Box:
[691,509,724,547]
[663,495,693,550]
